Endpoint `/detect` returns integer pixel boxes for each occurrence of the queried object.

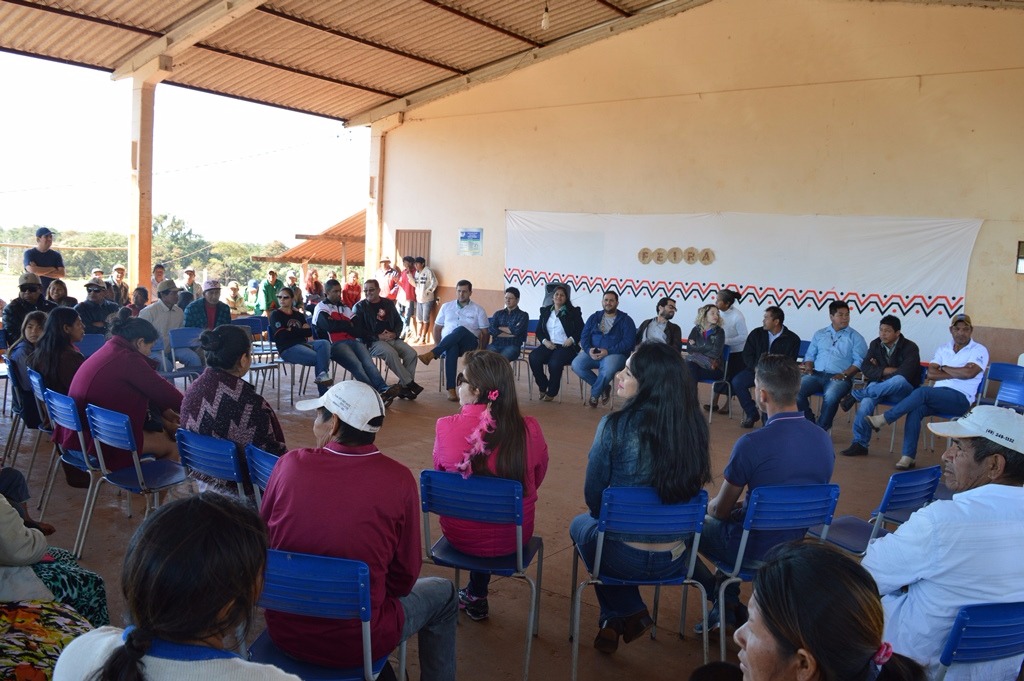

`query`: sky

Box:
[0,52,370,247]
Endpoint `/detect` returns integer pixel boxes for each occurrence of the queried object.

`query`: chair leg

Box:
[651,584,661,639]
[521,575,538,681]
[37,445,60,516]
[533,545,543,637]
[74,477,104,559]
[718,576,741,661]
[26,430,44,477]
[568,548,579,639]
[1,413,21,466]
[570,581,588,681]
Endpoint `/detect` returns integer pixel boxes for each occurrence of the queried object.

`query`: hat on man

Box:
[184,266,196,275]
[295,381,386,433]
[85,277,106,291]
[35,227,54,238]
[228,280,240,290]
[91,267,104,275]
[202,279,221,292]
[157,279,179,294]
[18,273,41,287]
[266,268,277,275]
[112,263,126,272]
[950,313,972,327]
[286,270,298,280]
[928,406,1024,455]
[380,256,391,263]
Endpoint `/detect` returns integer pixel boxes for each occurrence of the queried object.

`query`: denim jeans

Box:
[569,513,690,622]
[486,343,522,362]
[280,340,332,396]
[369,339,417,385]
[882,386,970,458]
[529,345,576,397]
[850,375,914,446]
[731,368,766,421]
[796,372,853,431]
[330,340,388,392]
[692,516,765,607]
[399,577,458,681]
[433,327,480,389]
[571,352,627,400]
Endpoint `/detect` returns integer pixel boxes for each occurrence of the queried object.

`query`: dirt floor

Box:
[0,339,944,680]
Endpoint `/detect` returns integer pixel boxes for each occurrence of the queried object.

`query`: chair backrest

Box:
[26,368,47,404]
[259,549,376,680]
[77,334,105,358]
[176,429,246,496]
[232,316,268,336]
[44,389,91,462]
[939,602,1024,670]
[696,347,730,384]
[85,403,139,475]
[420,470,526,569]
[732,484,840,566]
[984,363,1024,396]
[797,339,811,361]
[169,326,203,351]
[594,487,708,579]
[994,381,1024,410]
[876,465,942,518]
[244,444,279,507]
[5,355,24,393]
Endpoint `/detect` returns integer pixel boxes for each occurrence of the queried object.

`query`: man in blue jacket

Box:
[572,290,636,407]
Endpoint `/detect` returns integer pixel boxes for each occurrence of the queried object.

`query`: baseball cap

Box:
[295,381,386,433]
[112,263,126,272]
[228,280,240,290]
[286,270,298,279]
[202,279,221,292]
[91,267,104,275]
[950,313,972,327]
[928,406,1024,455]
[35,227,54,238]
[157,279,180,294]
[85,277,106,291]
[18,273,41,287]
[380,256,391,263]
[184,266,195,274]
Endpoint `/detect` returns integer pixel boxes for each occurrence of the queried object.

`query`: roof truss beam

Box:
[112,0,266,81]
[419,0,542,48]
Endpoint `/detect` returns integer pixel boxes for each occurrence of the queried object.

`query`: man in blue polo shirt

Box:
[23,227,65,292]
[796,300,868,431]
[693,354,835,634]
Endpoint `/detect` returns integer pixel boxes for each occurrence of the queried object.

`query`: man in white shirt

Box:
[862,406,1024,680]
[417,279,488,401]
[139,279,201,369]
[412,257,438,344]
[868,314,988,469]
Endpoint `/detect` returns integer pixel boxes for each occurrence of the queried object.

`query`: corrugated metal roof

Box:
[2,0,1021,124]
[265,210,367,266]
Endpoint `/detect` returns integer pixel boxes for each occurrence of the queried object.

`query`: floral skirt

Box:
[0,600,92,680]
[31,547,109,627]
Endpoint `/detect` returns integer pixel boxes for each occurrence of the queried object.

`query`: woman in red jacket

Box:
[59,309,183,471]
[432,350,549,621]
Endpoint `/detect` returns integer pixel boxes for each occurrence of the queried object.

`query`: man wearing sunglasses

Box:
[2,272,56,345]
[22,227,65,292]
[74,277,120,335]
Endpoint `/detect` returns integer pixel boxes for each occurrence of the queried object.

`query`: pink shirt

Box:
[433,404,549,556]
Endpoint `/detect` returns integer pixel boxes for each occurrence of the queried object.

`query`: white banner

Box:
[505,211,982,360]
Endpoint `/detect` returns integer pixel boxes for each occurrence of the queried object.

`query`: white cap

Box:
[928,406,1024,455]
[295,381,385,433]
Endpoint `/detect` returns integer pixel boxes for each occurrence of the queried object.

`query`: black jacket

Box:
[741,325,801,368]
[635,318,683,350]
[861,335,922,386]
[535,303,584,350]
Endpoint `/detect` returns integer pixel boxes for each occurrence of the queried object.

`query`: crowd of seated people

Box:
[2,249,1021,681]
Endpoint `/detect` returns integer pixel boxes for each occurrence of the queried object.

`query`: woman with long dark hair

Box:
[54,494,297,680]
[304,268,325,309]
[8,310,47,427]
[30,307,85,395]
[529,283,584,401]
[45,279,77,308]
[736,541,925,681]
[433,350,549,620]
[569,342,711,653]
[57,309,183,470]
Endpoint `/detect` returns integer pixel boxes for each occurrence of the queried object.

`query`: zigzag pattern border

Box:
[505,268,965,318]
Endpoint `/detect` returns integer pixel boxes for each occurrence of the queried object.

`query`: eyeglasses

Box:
[87,288,104,293]
[276,295,291,300]
[20,286,40,293]
[456,372,470,387]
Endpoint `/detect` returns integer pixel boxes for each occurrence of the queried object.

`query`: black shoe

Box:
[594,618,623,653]
[839,393,857,413]
[407,381,425,396]
[740,415,756,428]
[600,385,612,405]
[840,442,869,457]
[587,396,599,408]
[622,609,654,643]
[398,385,417,400]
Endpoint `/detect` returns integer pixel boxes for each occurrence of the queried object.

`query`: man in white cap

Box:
[23,227,64,291]
[862,406,1024,680]
[183,280,231,330]
[376,256,399,301]
[2,273,55,346]
[74,277,119,335]
[139,279,201,369]
[182,266,201,299]
[107,263,129,306]
[261,381,457,678]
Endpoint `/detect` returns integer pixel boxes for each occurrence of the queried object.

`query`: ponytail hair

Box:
[460,350,527,485]
[108,309,158,344]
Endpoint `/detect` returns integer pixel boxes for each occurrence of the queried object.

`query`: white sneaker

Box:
[315,371,331,383]
[895,456,916,470]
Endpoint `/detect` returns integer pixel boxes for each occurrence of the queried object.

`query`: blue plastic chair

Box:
[23,369,54,477]
[176,430,248,500]
[229,317,280,406]
[699,346,731,423]
[709,483,840,660]
[569,488,710,681]
[419,470,544,681]
[39,390,103,557]
[84,404,187,532]
[807,466,941,555]
[994,380,1024,412]
[76,334,105,358]
[244,444,280,508]
[979,363,1024,406]
[796,339,811,362]
[1,360,31,468]
[249,549,406,680]
[151,338,201,386]
[937,602,1024,680]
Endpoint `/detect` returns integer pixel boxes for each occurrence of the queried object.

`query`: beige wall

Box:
[370,0,1024,350]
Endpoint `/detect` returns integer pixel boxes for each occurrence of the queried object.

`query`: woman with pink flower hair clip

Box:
[432,349,549,622]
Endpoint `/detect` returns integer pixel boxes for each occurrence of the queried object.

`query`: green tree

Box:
[152,214,211,276]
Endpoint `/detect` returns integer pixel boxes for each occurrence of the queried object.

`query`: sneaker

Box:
[458,588,489,621]
[447,388,459,402]
[314,371,331,384]
[839,393,857,413]
[867,414,888,431]
[694,601,748,638]
[840,442,869,457]
[587,396,599,408]
[895,456,916,470]
[540,393,555,402]
[417,351,434,366]
[740,415,757,428]
[600,385,612,405]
